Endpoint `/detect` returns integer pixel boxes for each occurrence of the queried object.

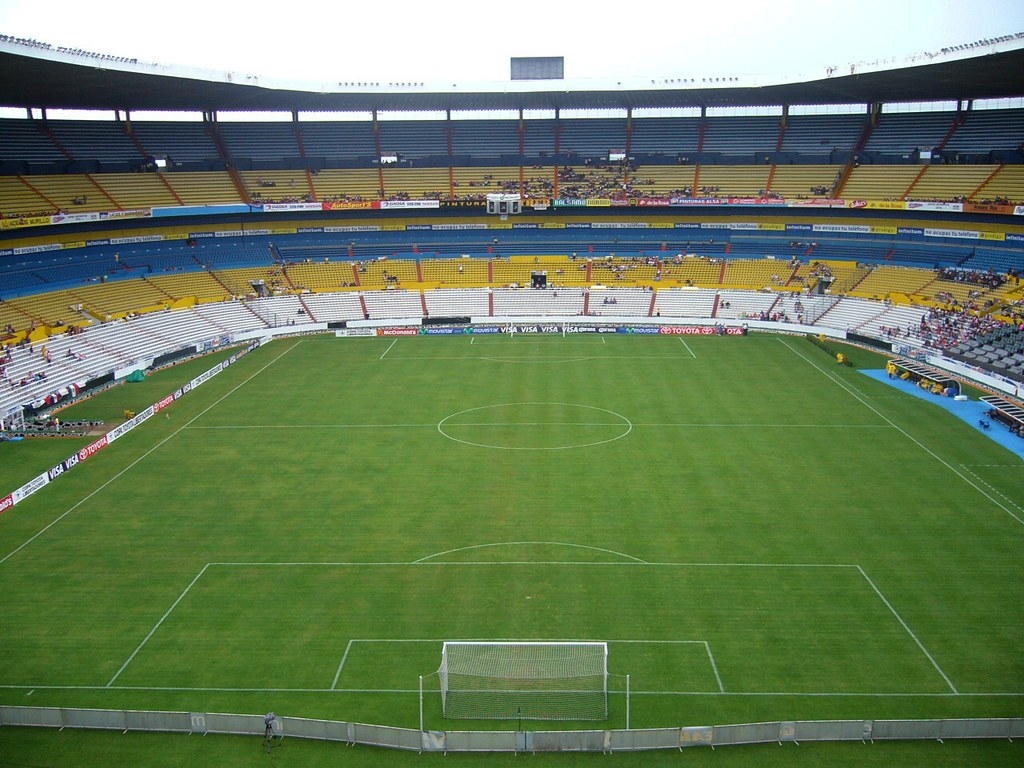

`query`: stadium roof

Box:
[1,41,1023,114]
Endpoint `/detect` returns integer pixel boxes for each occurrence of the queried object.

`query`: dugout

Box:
[887,358,961,396]
[980,395,1024,433]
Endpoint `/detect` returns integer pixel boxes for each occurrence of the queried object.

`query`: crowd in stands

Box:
[518,176,554,199]
[454,174,497,189]
[7,184,1022,214]
[5,164,1023,215]
[807,261,833,280]
[1,338,52,391]
[251,189,316,204]
[1003,297,1024,324]
[590,255,661,281]
[875,303,1017,352]
[555,166,630,199]
[2,253,1022,374]
[747,308,796,323]
[938,267,1007,288]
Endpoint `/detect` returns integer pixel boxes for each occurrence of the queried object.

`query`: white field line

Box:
[635,690,1024,698]
[209,560,955,697]
[187,423,440,429]
[104,560,942,697]
[485,341,611,346]
[387,358,700,364]
[205,559,865,568]
[780,338,1024,527]
[959,465,1024,518]
[855,565,958,694]
[704,641,726,693]
[0,340,304,568]
[379,338,398,359]
[183,422,893,431]
[2,684,1022,696]
[107,564,211,687]
[413,541,648,564]
[331,638,722,692]
[332,639,355,690]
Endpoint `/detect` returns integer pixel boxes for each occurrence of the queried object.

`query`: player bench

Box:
[888,358,961,396]
[980,394,1024,435]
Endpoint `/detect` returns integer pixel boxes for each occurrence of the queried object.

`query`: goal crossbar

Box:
[438,641,608,721]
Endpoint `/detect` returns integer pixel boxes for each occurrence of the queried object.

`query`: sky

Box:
[0,0,1022,86]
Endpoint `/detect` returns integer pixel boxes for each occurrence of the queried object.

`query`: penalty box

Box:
[110,562,949,694]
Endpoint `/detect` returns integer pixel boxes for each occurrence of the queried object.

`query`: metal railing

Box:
[2,706,1021,753]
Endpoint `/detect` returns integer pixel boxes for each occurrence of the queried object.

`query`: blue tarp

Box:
[860,369,1024,460]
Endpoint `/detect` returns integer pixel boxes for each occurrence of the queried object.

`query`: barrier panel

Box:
[873,719,943,740]
[1,707,1021,753]
[529,729,607,752]
[282,716,351,742]
[60,708,125,730]
[200,712,263,736]
[124,710,191,733]
[421,730,446,751]
[712,721,786,746]
[443,729,518,752]
[793,719,870,742]
[610,726,682,750]
[350,722,422,751]
[955,718,1024,739]
[1,706,63,727]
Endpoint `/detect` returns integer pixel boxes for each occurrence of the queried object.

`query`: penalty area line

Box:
[856,565,958,694]
[332,639,355,690]
[705,641,725,693]
[107,564,212,687]
[380,338,398,360]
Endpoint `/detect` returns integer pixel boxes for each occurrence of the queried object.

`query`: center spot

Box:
[437,403,632,450]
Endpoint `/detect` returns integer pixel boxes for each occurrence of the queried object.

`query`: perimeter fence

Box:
[2,706,1021,753]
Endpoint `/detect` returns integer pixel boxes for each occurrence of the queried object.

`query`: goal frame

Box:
[438,640,609,721]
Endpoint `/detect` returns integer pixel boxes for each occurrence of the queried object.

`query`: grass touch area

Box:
[0,332,1021,767]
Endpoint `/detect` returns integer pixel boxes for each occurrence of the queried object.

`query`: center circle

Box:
[437,402,632,450]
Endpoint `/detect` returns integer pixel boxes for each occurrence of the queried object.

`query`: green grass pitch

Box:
[0,332,1021,763]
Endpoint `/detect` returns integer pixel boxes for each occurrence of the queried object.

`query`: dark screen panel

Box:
[511,57,565,81]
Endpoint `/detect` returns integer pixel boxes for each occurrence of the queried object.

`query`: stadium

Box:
[0,15,1023,767]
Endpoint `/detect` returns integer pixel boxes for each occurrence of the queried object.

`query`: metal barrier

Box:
[1,706,1021,753]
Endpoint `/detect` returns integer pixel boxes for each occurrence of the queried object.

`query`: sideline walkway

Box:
[860,369,1024,460]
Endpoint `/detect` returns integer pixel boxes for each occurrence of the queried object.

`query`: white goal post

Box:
[438,641,608,721]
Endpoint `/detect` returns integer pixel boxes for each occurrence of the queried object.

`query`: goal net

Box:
[438,641,608,721]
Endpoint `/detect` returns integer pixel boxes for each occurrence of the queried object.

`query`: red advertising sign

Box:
[78,436,109,463]
[376,327,419,336]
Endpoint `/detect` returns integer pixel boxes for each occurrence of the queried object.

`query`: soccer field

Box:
[0,332,1021,735]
